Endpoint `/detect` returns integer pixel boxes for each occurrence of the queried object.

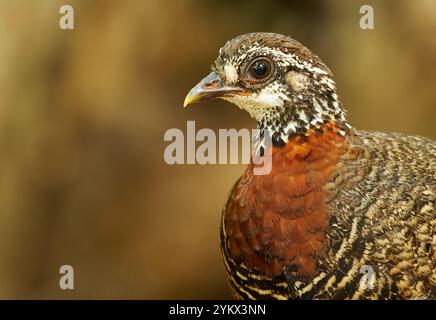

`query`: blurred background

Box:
[0,0,434,299]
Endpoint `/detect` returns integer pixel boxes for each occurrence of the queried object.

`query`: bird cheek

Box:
[286,71,310,92]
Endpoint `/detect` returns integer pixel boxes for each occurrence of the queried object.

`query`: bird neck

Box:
[255,95,351,149]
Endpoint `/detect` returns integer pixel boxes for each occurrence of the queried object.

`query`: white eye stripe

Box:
[223,64,239,83]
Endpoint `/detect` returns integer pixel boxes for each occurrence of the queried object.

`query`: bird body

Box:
[221,128,435,299]
[184,33,436,299]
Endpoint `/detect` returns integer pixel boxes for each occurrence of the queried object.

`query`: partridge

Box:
[184,33,436,299]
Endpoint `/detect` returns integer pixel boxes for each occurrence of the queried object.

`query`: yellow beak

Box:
[184,72,243,107]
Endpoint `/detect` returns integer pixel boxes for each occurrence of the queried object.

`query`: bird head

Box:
[184,32,350,145]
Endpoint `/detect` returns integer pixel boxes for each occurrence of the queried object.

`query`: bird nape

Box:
[184,32,436,300]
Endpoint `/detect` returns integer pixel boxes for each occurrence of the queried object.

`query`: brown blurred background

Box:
[0,0,434,299]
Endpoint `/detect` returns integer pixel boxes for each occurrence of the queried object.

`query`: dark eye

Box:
[247,58,273,82]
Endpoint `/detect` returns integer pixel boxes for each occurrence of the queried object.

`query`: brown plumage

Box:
[184,33,436,299]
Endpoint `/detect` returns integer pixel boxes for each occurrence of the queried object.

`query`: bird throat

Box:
[253,113,350,158]
[254,86,350,150]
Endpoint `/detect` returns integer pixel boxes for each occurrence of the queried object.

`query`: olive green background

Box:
[0,0,434,299]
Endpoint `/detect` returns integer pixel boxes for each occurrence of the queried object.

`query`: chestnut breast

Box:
[223,123,347,279]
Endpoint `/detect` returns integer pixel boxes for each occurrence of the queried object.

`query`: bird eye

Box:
[246,57,273,83]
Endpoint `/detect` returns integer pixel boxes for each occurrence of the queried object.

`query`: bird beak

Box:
[183,72,243,107]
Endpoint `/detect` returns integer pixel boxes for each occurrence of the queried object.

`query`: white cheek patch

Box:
[222,82,289,121]
[223,64,239,83]
[286,71,310,91]
[253,86,288,108]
